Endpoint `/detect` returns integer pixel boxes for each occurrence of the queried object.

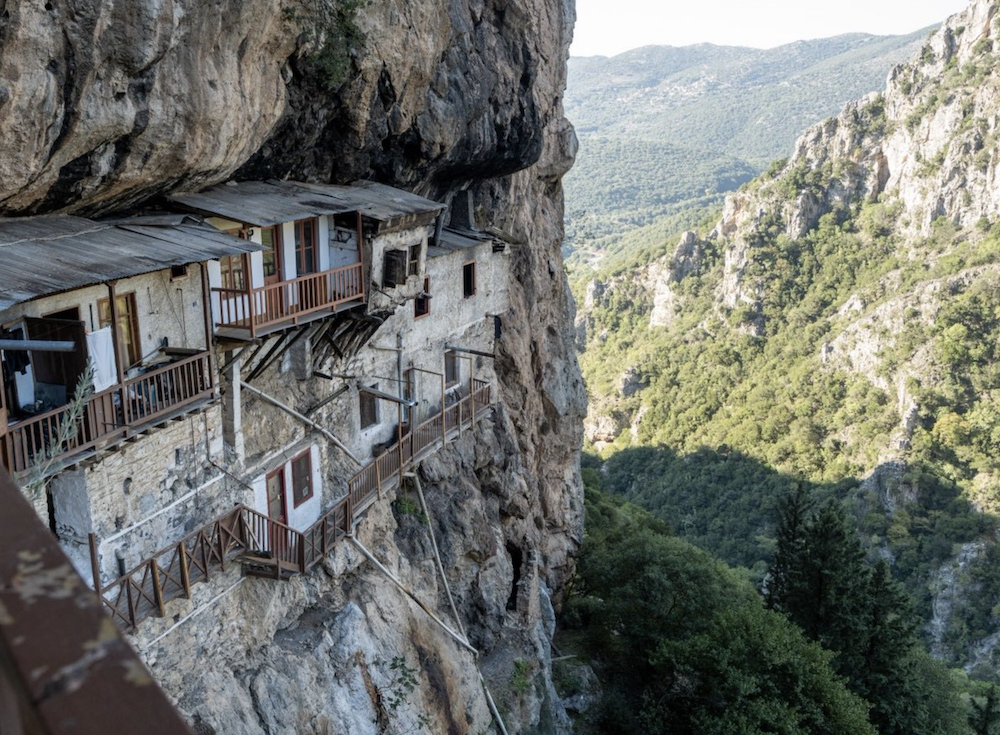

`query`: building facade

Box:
[0,182,510,633]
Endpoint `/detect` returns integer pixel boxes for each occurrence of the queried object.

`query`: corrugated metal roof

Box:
[427,227,494,259]
[168,180,445,227]
[0,215,264,311]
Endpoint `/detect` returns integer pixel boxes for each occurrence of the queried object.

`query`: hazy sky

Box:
[572,0,971,57]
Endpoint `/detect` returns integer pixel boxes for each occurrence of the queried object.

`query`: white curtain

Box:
[85,327,117,392]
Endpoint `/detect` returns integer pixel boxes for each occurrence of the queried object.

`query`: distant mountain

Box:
[564,30,932,266]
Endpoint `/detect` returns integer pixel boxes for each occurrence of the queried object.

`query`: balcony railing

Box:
[0,351,214,475]
[213,262,365,337]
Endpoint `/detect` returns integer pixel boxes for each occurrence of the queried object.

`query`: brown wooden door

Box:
[261,225,283,286]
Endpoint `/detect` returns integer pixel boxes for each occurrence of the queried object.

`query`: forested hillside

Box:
[564,30,929,268]
[572,0,1000,687]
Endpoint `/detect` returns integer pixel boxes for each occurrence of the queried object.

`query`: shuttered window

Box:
[291,450,313,507]
[383,250,408,287]
[360,386,379,429]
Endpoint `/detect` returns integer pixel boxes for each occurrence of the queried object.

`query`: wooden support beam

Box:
[199,262,218,396]
[107,281,129,427]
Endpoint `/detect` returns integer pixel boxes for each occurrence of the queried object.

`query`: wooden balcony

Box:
[0,351,214,476]
[213,262,365,339]
[90,380,493,631]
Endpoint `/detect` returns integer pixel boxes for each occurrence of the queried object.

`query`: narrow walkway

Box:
[91,381,493,631]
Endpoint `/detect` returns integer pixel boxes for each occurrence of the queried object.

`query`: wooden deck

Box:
[213,262,365,340]
[91,380,494,632]
[1,351,215,476]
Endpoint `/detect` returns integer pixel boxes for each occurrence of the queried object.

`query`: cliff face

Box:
[0,0,584,731]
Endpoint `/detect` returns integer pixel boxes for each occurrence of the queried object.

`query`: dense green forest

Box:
[564,30,928,267]
[558,476,998,733]
[575,198,1000,669]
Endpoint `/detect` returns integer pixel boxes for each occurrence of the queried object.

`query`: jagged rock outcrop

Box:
[0,0,584,732]
[649,230,705,327]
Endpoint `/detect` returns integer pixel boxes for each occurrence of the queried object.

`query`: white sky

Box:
[572,0,971,57]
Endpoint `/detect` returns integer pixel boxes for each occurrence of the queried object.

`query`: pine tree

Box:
[792,499,871,672]
[765,482,811,613]
[858,561,918,735]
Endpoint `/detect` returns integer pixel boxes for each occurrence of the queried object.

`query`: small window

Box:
[360,386,379,429]
[445,351,459,387]
[383,250,408,287]
[219,254,247,290]
[408,245,421,277]
[463,261,476,299]
[170,264,189,280]
[415,278,430,319]
[291,450,314,507]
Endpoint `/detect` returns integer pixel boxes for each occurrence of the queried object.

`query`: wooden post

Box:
[471,358,476,424]
[217,522,227,572]
[150,559,166,618]
[88,532,102,598]
[270,520,280,580]
[201,533,211,582]
[107,281,129,428]
[321,517,328,556]
[199,262,218,396]
[376,454,382,500]
[243,252,256,339]
[397,401,404,488]
[178,544,192,599]
[441,373,447,447]
[356,211,366,300]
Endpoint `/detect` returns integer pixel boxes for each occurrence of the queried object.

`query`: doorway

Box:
[266,466,287,524]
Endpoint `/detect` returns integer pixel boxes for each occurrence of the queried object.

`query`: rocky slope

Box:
[578,0,1000,670]
[0,0,584,731]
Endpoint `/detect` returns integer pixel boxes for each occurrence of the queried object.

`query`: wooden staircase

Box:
[90,380,494,632]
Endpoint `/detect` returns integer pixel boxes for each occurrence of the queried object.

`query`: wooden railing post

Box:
[88,533,102,599]
[270,520,280,580]
[217,522,227,572]
[376,458,382,500]
[150,559,166,618]
[178,544,192,599]
[321,517,328,557]
[441,373,447,447]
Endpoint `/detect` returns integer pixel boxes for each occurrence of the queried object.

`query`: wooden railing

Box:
[92,380,493,632]
[0,351,215,475]
[213,262,365,337]
[1,468,195,734]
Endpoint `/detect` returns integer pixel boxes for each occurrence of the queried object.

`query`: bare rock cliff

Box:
[0,0,584,731]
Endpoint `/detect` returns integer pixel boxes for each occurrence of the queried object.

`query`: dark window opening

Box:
[291,450,313,507]
[444,351,459,387]
[463,261,476,299]
[383,250,408,287]
[506,542,523,611]
[360,386,379,429]
[46,489,57,535]
[415,278,430,318]
[219,254,247,290]
[170,264,189,280]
